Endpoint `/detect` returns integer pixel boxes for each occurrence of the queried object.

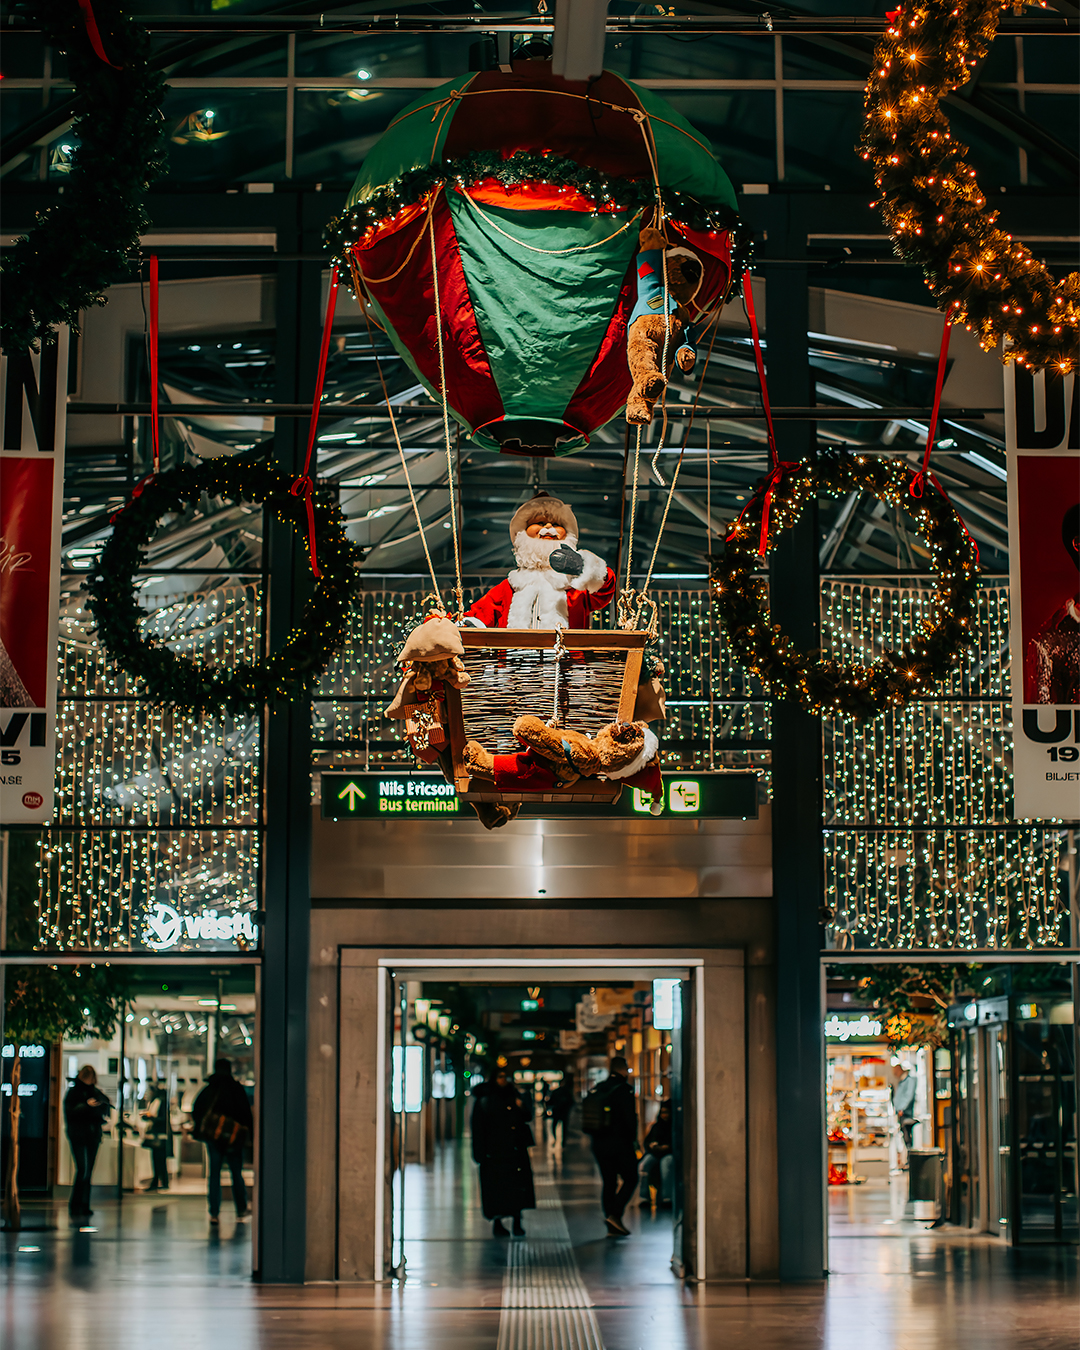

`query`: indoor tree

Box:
[3,964,131,1230]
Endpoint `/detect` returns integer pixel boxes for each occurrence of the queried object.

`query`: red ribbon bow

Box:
[109,472,157,523]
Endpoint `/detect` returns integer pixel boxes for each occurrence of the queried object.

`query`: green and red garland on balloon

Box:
[86,455,364,719]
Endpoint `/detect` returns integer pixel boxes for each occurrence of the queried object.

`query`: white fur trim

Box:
[575,549,609,593]
[606,727,659,781]
[506,571,570,628]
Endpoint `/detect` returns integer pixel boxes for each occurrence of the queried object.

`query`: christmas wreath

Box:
[861,0,1079,371]
[1,0,166,352]
[711,452,980,721]
[87,457,363,717]
[325,149,751,274]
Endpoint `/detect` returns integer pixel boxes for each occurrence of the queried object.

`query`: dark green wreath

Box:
[86,456,364,717]
[1,0,166,351]
[710,451,980,721]
[325,149,752,278]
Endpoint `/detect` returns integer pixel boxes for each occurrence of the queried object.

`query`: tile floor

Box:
[2,1131,1076,1349]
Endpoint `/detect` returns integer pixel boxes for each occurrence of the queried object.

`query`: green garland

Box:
[860,0,1079,371]
[87,457,364,717]
[326,149,750,274]
[1,1,166,352]
[710,451,980,721]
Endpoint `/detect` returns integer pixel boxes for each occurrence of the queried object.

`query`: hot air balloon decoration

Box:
[326,60,743,456]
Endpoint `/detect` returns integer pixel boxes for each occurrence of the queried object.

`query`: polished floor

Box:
[3,1131,1077,1350]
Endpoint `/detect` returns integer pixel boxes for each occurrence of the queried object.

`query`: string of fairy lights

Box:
[33,582,263,952]
[30,576,1067,953]
[822,581,1067,949]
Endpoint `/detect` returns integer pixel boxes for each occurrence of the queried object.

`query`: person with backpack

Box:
[581,1055,639,1237]
[191,1057,253,1226]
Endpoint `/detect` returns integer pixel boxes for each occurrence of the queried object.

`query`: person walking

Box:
[140,1082,171,1192]
[471,1069,536,1237]
[547,1077,574,1148]
[637,1099,674,1207]
[63,1066,111,1220]
[582,1056,639,1237]
[192,1057,252,1226]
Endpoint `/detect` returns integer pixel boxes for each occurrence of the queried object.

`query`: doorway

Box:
[381,966,692,1285]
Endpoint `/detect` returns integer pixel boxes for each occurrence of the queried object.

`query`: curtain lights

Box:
[861,0,1079,371]
[823,582,1067,950]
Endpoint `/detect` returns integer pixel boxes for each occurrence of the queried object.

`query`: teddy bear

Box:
[626,225,703,426]
[464,715,663,809]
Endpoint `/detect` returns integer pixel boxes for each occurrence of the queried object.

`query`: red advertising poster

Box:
[1015,457,1080,706]
[0,456,55,709]
[1005,364,1080,821]
[1,331,68,824]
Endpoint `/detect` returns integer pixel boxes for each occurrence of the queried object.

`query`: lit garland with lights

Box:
[324,149,752,276]
[860,0,1079,371]
[711,452,980,720]
[1,0,166,352]
[87,456,364,717]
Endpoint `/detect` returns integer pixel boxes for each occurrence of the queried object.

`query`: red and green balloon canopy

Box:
[326,63,740,455]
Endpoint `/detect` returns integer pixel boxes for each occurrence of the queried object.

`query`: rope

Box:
[617,425,643,630]
[458,191,642,254]
[351,190,441,285]
[290,265,340,579]
[148,254,160,475]
[427,208,465,617]
[356,287,443,605]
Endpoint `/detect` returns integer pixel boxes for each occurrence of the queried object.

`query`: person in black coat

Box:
[471,1070,536,1237]
[64,1066,111,1219]
[585,1056,639,1237]
[191,1057,253,1225]
[140,1082,171,1192]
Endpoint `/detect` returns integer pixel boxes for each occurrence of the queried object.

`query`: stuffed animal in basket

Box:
[461,491,615,630]
[626,225,703,426]
[464,715,663,810]
[385,615,471,764]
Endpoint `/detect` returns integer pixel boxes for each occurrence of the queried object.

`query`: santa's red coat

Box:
[464,569,617,628]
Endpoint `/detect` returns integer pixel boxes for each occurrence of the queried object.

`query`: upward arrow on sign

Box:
[338,781,367,809]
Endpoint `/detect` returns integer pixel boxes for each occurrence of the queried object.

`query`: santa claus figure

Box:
[463,492,616,629]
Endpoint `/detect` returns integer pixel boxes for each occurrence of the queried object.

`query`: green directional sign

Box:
[321,773,758,820]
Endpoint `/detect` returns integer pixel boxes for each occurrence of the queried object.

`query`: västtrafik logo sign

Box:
[143,901,258,951]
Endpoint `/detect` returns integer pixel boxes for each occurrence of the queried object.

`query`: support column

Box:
[763,200,826,1280]
[257,193,323,1282]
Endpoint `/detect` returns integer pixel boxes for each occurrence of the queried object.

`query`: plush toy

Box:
[626,225,703,426]
[465,715,663,810]
[386,615,471,762]
[461,491,615,630]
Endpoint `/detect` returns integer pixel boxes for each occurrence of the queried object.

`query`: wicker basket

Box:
[445,628,648,803]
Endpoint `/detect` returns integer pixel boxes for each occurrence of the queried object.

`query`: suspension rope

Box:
[458,191,642,254]
[356,288,443,606]
[351,191,442,285]
[617,425,644,630]
[147,254,160,475]
[427,208,465,618]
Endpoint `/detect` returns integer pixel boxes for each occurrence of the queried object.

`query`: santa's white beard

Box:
[511,530,578,571]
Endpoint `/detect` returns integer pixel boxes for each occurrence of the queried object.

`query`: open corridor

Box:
[3,1131,1077,1350]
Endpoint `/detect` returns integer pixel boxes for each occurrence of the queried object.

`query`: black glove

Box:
[548,544,584,577]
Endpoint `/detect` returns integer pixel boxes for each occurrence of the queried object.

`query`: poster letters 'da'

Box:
[0,332,69,824]
[1004,364,1080,820]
